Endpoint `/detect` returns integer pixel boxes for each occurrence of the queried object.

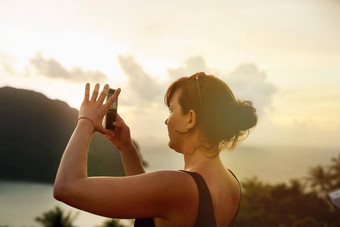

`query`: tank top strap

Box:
[227,169,241,226]
[180,170,218,227]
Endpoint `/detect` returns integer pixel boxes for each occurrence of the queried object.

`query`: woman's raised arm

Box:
[53,83,196,222]
[54,83,119,194]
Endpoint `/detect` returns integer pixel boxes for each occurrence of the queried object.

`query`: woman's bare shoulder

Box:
[139,170,200,200]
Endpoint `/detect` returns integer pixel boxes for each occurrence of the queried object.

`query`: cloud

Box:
[0,55,18,77]
[224,63,277,115]
[29,53,109,83]
[25,53,276,118]
[167,56,210,80]
[117,55,164,106]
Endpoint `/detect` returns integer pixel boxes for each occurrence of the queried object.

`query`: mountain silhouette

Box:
[0,86,136,184]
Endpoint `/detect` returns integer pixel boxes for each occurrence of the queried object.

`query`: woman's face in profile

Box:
[165,89,188,151]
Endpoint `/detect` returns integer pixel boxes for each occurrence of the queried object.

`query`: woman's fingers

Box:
[97,84,109,104]
[83,83,90,102]
[104,130,118,144]
[85,83,118,105]
[114,113,125,127]
[106,129,115,136]
[106,131,116,140]
[90,83,100,102]
[105,88,121,108]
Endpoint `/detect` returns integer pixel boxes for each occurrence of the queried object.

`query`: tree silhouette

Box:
[235,174,338,226]
[96,219,128,227]
[306,165,333,195]
[330,153,340,188]
[35,206,79,227]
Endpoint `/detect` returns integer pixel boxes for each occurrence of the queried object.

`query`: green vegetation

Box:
[95,219,128,227]
[35,206,79,227]
[235,153,340,226]
[34,207,130,227]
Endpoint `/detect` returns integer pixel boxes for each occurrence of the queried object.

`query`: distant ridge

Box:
[0,86,127,184]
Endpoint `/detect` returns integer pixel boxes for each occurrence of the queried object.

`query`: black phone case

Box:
[105,88,117,130]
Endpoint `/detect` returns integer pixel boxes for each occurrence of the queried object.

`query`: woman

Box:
[54,72,257,227]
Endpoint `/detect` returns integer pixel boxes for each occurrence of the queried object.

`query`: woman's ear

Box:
[186,109,197,130]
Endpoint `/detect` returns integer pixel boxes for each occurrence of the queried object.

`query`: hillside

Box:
[0,86,130,184]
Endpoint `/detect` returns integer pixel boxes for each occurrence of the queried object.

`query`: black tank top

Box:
[134,170,241,227]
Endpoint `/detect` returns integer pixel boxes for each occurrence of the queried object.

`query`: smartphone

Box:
[328,189,340,210]
[105,88,118,130]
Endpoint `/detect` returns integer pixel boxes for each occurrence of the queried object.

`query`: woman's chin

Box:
[168,141,173,149]
[168,142,182,154]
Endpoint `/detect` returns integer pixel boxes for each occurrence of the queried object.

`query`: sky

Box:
[1,0,340,150]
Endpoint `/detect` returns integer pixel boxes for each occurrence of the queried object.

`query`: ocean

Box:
[1,145,338,227]
[142,144,339,184]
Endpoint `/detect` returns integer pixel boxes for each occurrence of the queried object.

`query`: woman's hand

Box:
[105,113,146,175]
[78,83,120,134]
[104,113,133,151]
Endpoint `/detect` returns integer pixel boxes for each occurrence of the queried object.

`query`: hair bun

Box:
[232,100,257,131]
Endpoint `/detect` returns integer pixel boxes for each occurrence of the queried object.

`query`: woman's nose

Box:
[165,118,168,125]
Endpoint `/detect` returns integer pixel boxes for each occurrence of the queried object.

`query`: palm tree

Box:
[329,153,340,188]
[306,165,333,196]
[35,206,79,227]
[96,219,127,227]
